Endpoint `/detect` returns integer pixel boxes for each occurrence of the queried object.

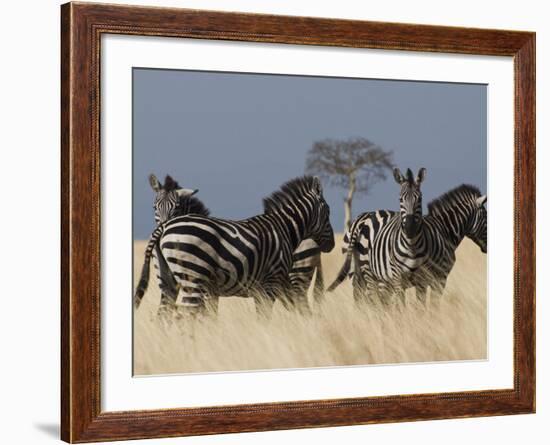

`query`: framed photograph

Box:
[61,2,535,442]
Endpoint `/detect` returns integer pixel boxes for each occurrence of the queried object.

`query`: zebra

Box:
[327,166,427,303]
[350,167,428,304]
[135,175,326,313]
[327,208,395,297]
[329,173,487,304]
[134,174,211,310]
[149,174,207,224]
[155,176,334,317]
[415,183,487,301]
[288,238,325,307]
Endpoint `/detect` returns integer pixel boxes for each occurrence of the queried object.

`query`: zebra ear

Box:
[393,168,404,184]
[416,168,427,185]
[476,195,487,207]
[164,175,180,191]
[149,174,162,192]
[176,188,198,198]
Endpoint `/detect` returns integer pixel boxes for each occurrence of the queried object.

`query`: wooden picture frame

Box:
[61,2,535,442]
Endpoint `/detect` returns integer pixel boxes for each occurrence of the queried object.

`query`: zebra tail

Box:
[327,224,363,292]
[134,224,164,308]
[327,250,352,292]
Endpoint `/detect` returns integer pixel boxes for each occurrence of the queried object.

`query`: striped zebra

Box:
[134,175,211,310]
[289,238,325,307]
[329,171,487,304]
[135,175,326,312]
[350,167,428,304]
[149,174,207,224]
[137,176,334,316]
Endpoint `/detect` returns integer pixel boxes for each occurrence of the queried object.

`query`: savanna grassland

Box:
[133,235,486,375]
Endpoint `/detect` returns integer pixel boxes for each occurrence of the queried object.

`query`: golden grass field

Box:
[133,235,486,375]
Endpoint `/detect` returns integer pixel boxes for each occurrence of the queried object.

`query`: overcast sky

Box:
[133,68,486,239]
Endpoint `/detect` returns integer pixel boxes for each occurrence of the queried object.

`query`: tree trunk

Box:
[344,172,356,231]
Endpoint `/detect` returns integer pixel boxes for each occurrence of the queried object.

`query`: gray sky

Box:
[133,68,486,239]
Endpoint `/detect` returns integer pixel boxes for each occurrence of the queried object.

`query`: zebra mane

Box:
[405,168,415,185]
[177,195,210,217]
[263,176,318,213]
[163,175,179,192]
[427,184,482,215]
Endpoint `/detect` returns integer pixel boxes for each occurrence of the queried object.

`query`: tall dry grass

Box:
[133,235,486,375]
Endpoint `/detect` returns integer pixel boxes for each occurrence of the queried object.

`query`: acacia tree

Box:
[306,137,394,230]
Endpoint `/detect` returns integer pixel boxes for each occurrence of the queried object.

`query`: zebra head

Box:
[467,194,487,253]
[308,177,335,253]
[393,167,426,238]
[149,174,199,224]
[263,176,335,253]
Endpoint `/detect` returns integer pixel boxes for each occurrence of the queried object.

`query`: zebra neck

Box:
[397,226,427,256]
[430,211,468,248]
[262,211,305,252]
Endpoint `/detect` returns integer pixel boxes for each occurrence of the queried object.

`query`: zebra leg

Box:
[430,277,447,307]
[254,281,285,319]
[376,283,395,306]
[157,293,177,319]
[366,283,382,306]
[292,276,312,315]
[157,278,179,318]
[286,281,311,315]
[173,276,208,320]
[204,295,220,316]
[352,275,367,305]
[156,281,180,318]
[415,284,428,306]
[312,265,325,305]
[297,293,311,315]
[289,291,311,315]
[352,262,370,305]
[395,287,406,306]
[154,244,180,317]
[253,292,275,319]
[351,248,365,304]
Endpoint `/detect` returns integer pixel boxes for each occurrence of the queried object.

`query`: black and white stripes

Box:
[329,168,487,304]
[288,238,324,308]
[342,167,429,303]
[134,175,211,309]
[140,176,334,316]
[136,168,487,313]
[149,174,207,224]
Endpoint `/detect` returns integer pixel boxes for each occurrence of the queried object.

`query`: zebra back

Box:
[327,210,396,292]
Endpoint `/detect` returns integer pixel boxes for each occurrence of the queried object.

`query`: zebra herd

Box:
[328,168,487,305]
[135,175,332,316]
[134,167,487,319]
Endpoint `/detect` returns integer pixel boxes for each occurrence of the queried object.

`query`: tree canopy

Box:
[306,137,394,194]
